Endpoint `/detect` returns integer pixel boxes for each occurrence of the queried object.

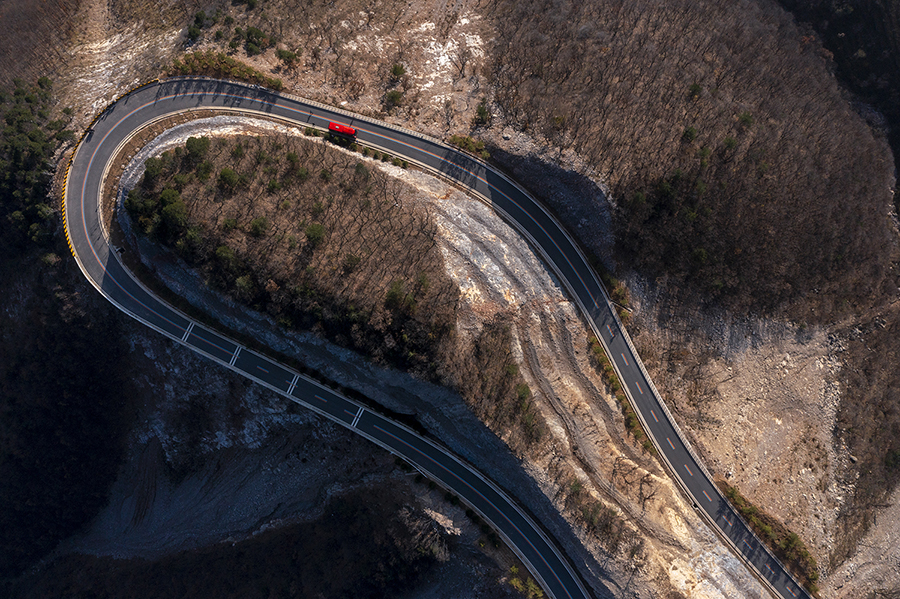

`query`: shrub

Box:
[738,111,753,126]
[185,136,210,162]
[234,275,255,300]
[516,383,531,402]
[197,160,214,181]
[218,167,239,190]
[215,244,235,263]
[168,51,282,91]
[342,253,361,273]
[390,63,406,80]
[161,200,188,236]
[276,49,297,66]
[249,217,268,237]
[143,157,164,185]
[682,126,698,142]
[448,135,490,160]
[384,89,403,109]
[688,83,702,100]
[305,222,326,247]
[474,97,490,126]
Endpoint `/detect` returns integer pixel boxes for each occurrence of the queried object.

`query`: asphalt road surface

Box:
[64,78,810,599]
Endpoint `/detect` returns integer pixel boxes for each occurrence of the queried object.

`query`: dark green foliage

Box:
[217,167,239,190]
[385,280,414,312]
[249,216,268,237]
[185,136,210,163]
[197,160,213,181]
[305,222,325,247]
[720,482,819,592]
[126,134,459,378]
[682,126,698,142]
[234,25,274,56]
[688,83,702,100]
[276,48,297,66]
[390,63,406,81]
[384,89,404,110]
[0,78,66,250]
[450,317,544,444]
[342,253,361,273]
[169,51,283,91]
[448,135,490,160]
[474,97,491,126]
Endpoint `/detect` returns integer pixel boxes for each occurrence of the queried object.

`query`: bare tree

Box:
[450,39,471,81]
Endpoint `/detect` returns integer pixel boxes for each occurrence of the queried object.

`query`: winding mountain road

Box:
[63,78,811,599]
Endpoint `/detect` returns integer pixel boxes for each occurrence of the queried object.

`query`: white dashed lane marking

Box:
[287,374,299,395]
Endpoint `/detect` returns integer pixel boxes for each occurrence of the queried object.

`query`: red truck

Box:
[328,122,357,139]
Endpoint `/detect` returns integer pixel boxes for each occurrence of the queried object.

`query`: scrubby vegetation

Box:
[443,317,544,447]
[169,51,283,90]
[719,481,820,595]
[448,135,490,160]
[7,486,439,599]
[831,307,900,565]
[564,477,642,560]
[489,0,896,321]
[0,263,133,577]
[126,133,457,374]
[588,336,653,454]
[0,77,73,249]
[508,565,544,598]
[778,0,900,202]
[126,133,544,453]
